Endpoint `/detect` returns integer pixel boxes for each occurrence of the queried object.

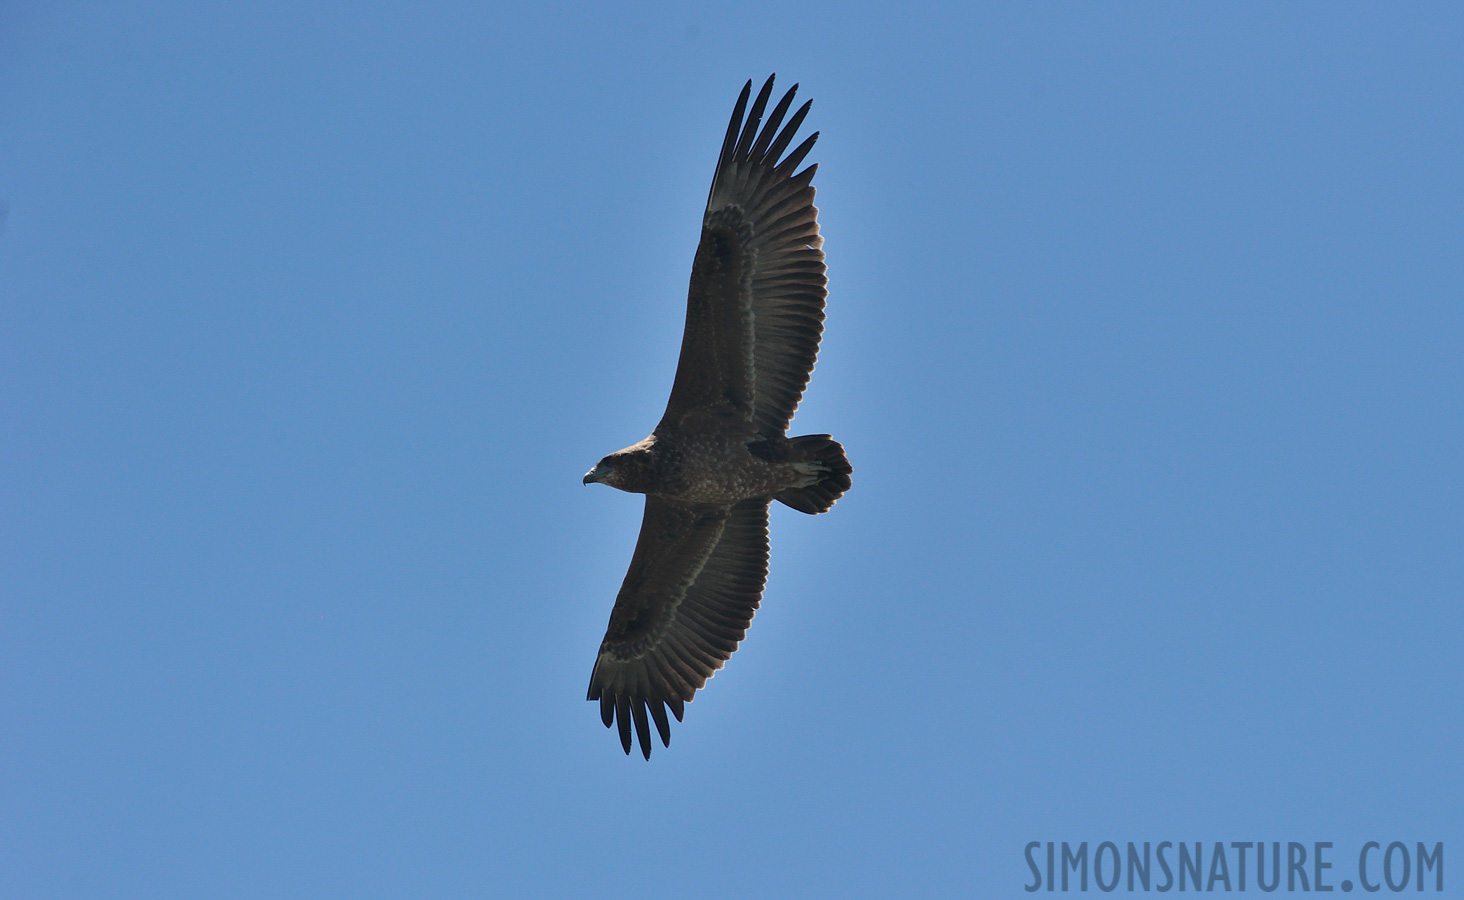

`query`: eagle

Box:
[583,76,851,759]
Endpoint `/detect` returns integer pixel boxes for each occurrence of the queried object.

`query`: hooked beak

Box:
[583,463,606,485]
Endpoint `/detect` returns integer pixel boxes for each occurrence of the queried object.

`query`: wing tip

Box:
[596,695,676,759]
[710,76,819,210]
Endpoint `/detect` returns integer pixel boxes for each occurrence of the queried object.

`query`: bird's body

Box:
[586,431,836,505]
[583,76,850,758]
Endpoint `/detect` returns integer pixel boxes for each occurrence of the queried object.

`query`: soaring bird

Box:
[583,76,850,758]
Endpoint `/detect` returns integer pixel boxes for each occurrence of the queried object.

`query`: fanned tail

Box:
[775,435,851,514]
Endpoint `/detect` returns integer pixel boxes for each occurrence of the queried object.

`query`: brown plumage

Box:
[583,76,851,758]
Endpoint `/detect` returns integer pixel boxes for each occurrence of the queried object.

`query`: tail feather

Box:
[775,435,851,514]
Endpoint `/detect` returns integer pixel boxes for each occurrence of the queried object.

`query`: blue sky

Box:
[2,3,1461,897]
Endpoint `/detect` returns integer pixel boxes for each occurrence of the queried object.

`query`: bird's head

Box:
[583,438,656,492]
[583,456,619,487]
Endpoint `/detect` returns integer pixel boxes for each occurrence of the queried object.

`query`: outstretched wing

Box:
[588,497,771,758]
[661,75,828,435]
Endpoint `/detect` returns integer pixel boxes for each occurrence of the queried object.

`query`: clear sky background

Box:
[3,3,1461,897]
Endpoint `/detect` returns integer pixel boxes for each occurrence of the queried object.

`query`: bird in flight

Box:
[583,76,851,759]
